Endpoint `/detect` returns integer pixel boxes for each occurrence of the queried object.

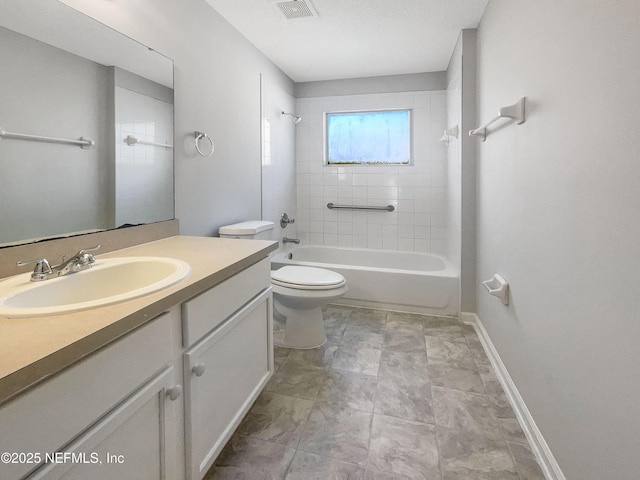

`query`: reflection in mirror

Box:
[0,0,174,247]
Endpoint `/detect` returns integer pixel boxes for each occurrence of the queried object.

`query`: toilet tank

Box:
[218,220,274,240]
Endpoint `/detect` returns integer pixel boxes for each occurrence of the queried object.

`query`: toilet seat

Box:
[271,266,346,291]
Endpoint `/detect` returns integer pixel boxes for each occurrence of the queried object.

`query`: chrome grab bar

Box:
[327,203,395,212]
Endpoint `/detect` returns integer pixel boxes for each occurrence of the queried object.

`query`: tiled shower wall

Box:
[294,91,448,253]
[115,86,173,227]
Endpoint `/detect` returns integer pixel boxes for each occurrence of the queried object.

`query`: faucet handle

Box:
[280,213,295,228]
[75,244,100,266]
[17,258,53,281]
[78,244,101,255]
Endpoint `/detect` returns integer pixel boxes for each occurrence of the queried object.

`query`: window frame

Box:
[323,108,413,167]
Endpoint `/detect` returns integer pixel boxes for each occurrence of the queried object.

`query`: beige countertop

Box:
[0,235,278,406]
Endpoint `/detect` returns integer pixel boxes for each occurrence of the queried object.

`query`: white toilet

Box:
[219,220,348,349]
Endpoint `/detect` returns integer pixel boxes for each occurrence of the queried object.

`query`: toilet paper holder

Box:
[482,274,509,305]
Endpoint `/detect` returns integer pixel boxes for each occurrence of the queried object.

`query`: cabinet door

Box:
[28,366,182,480]
[184,288,273,480]
[0,311,176,480]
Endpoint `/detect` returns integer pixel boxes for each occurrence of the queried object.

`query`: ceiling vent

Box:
[275,0,317,20]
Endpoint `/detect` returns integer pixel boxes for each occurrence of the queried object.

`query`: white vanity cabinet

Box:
[0,249,275,480]
[181,258,274,480]
[0,309,184,480]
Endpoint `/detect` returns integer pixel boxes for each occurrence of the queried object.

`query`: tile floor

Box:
[205,305,546,479]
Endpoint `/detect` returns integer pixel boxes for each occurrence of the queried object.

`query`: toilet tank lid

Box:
[219,220,274,235]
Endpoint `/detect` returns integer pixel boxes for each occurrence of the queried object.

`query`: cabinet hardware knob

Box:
[166,384,182,401]
[192,363,206,377]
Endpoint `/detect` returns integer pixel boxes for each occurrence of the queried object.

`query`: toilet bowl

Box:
[271,266,347,349]
[219,220,348,349]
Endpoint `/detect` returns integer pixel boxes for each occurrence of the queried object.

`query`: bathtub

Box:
[271,245,459,316]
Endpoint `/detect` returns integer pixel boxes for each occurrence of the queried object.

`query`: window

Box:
[325,110,411,165]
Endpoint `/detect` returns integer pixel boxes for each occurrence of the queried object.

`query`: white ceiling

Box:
[204,0,489,83]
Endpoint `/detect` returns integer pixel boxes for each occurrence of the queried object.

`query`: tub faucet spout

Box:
[283,237,300,245]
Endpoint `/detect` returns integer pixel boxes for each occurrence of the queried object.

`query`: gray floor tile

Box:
[236,392,314,448]
[466,337,492,366]
[342,325,385,349]
[425,336,475,366]
[386,311,433,326]
[326,321,349,344]
[422,317,466,342]
[332,345,382,375]
[383,331,427,353]
[428,358,485,394]
[207,435,295,479]
[508,441,546,480]
[378,349,429,385]
[374,376,434,424]
[285,342,339,368]
[364,468,419,479]
[299,402,373,465]
[349,307,388,328]
[420,316,461,328]
[274,346,291,372]
[208,306,546,480]
[317,369,378,412]
[286,450,366,479]
[367,414,440,479]
[482,384,527,444]
[323,304,355,319]
[385,314,425,334]
[496,416,528,444]
[424,325,466,342]
[477,362,504,396]
[432,386,502,439]
[461,323,478,338]
[437,426,518,480]
[266,362,328,400]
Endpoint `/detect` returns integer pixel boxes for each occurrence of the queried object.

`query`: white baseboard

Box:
[461,312,566,480]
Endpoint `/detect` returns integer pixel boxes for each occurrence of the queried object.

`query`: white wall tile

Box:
[382,237,398,250]
[353,235,368,248]
[337,234,353,247]
[367,236,382,249]
[324,233,338,246]
[295,90,448,254]
[397,237,413,250]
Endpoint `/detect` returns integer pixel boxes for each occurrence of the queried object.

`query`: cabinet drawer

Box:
[181,257,270,347]
[184,288,273,480]
[0,310,177,480]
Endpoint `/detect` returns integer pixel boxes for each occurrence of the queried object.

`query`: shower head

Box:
[282,111,302,124]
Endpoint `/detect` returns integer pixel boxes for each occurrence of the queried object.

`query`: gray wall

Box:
[260,75,297,250]
[61,0,294,237]
[475,1,640,478]
[0,26,112,243]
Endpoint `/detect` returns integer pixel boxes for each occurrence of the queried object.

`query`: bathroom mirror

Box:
[0,0,174,247]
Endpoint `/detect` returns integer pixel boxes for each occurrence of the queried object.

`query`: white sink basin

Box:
[0,257,191,318]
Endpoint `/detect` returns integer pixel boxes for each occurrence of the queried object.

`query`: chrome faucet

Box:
[282,237,300,245]
[17,245,101,282]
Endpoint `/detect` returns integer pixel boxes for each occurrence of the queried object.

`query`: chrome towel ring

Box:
[194,131,214,157]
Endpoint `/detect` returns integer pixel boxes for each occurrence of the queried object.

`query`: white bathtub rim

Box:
[272,245,458,278]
